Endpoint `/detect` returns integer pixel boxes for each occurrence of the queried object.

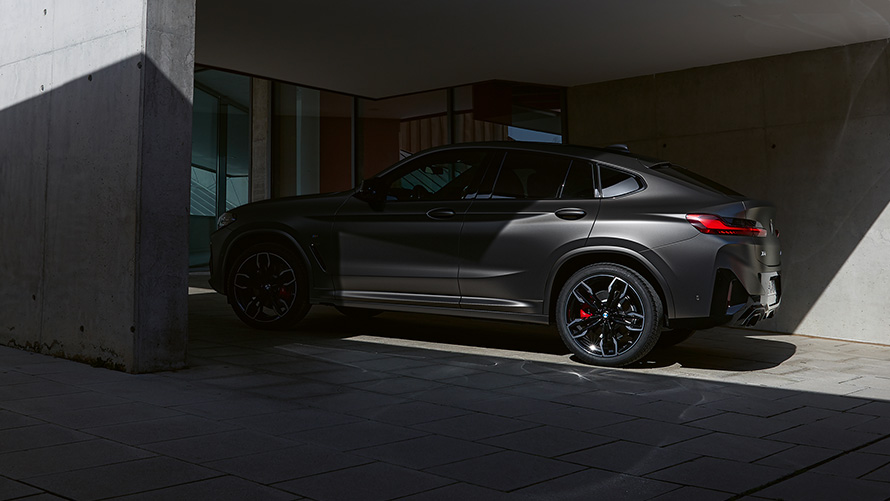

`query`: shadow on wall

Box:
[0,55,192,371]
[570,39,890,343]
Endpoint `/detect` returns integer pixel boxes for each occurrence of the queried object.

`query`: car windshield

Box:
[651,163,742,197]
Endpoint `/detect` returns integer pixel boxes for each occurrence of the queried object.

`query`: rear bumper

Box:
[729,271,781,327]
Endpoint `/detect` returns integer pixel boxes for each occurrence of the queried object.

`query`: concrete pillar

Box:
[251,77,272,202]
[0,0,196,372]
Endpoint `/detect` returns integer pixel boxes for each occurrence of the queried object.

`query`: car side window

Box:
[491,151,572,199]
[383,150,489,201]
[560,161,595,199]
[599,165,642,198]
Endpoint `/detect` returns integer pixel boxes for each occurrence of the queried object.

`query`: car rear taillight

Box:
[686,214,767,237]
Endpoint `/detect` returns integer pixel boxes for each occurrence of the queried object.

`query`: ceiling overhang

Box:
[195,0,890,99]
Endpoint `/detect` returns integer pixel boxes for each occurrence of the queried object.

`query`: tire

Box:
[335,306,383,319]
[656,328,696,348]
[226,243,310,329]
[556,263,662,367]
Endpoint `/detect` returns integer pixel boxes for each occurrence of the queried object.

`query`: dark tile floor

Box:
[1,278,889,500]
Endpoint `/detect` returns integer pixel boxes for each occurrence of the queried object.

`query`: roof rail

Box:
[606,144,630,152]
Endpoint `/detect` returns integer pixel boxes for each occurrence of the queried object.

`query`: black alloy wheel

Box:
[227,244,309,329]
[556,263,662,367]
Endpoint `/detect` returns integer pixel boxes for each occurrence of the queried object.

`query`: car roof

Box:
[424,141,665,170]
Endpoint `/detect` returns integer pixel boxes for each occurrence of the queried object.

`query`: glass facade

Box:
[189,68,251,268]
[188,70,565,268]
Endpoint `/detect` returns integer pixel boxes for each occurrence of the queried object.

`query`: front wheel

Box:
[226,244,310,329]
[556,264,662,367]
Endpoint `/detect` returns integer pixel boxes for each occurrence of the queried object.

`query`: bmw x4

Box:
[209,142,782,367]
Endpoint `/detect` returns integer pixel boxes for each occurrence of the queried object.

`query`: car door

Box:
[458,150,600,315]
[332,148,496,308]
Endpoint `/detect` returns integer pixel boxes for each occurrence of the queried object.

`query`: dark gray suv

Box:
[209,142,781,367]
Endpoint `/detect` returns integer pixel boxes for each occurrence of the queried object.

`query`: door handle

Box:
[427,208,456,219]
[555,208,587,220]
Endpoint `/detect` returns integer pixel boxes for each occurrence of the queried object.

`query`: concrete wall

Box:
[569,39,890,344]
[0,0,195,371]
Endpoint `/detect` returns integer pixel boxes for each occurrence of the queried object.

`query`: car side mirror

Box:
[356,178,386,207]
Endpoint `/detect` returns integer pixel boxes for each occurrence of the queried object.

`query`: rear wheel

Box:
[556,264,662,367]
[227,244,310,329]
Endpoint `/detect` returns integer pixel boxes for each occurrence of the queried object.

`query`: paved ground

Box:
[2,277,890,500]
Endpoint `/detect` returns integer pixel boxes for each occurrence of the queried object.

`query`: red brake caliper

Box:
[579,308,592,319]
[278,287,291,301]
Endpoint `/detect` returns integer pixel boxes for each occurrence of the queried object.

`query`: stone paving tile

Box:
[412,385,502,407]
[812,411,880,431]
[440,371,530,390]
[850,401,890,418]
[0,409,41,430]
[426,450,584,492]
[35,402,182,430]
[863,462,890,482]
[140,430,300,463]
[754,471,890,501]
[114,475,296,501]
[0,381,86,402]
[512,467,679,500]
[83,379,228,407]
[199,372,298,389]
[670,431,793,462]
[205,445,371,484]
[354,434,500,469]
[0,439,155,480]
[520,406,635,431]
[811,452,890,479]
[454,394,570,418]
[851,416,890,435]
[398,482,513,500]
[648,485,730,500]
[620,399,724,424]
[351,401,470,427]
[287,420,427,451]
[595,418,712,447]
[754,445,839,470]
[298,388,409,412]
[0,370,41,386]
[647,456,791,493]
[172,395,305,420]
[302,368,396,385]
[437,356,554,377]
[498,380,592,401]
[414,412,539,441]
[861,437,890,456]
[227,407,363,436]
[0,390,128,416]
[482,425,613,457]
[686,410,799,438]
[350,356,439,373]
[83,414,238,446]
[553,390,656,413]
[26,456,220,500]
[275,461,452,501]
[776,391,874,412]
[771,406,839,426]
[0,424,92,454]
[0,475,44,499]
[704,395,803,417]
[347,375,446,395]
[560,440,699,476]
[249,380,343,400]
[765,423,881,451]
[391,363,484,381]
